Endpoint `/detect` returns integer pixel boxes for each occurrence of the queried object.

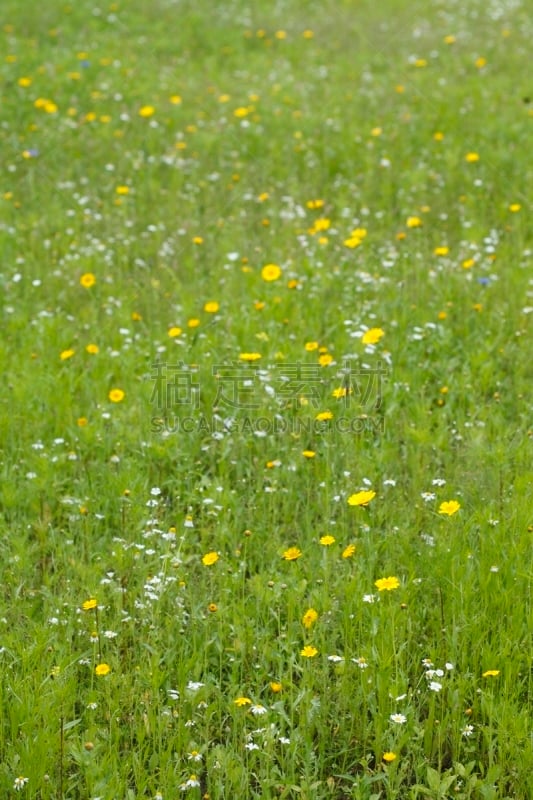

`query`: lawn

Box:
[0,0,531,797]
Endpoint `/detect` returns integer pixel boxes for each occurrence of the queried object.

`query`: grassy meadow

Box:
[0,0,532,797]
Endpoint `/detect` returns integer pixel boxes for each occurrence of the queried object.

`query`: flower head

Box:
[319,534,335,546]
[108,388,125,403]
[80,272,96,288]
[282,546,302,561]
[300,645,318,658]
[82,598,98,610]
[375,576,400,592]
[202,551,219,566]
[342,543,356,558]
[389,713,406,724]
[95,663,111,676]
[383,752,397,762]
[261,263,282,282]
[482,669,500,678]
[302,608,318,628]
[438,500,460,516]
[204,301,219,313]
[361,328,384,345]
[348,490,376,507]
[234,696,252,706]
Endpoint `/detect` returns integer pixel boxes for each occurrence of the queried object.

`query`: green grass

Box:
[0,0,532,797]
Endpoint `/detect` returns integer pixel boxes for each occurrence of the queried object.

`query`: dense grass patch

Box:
[0,0,531,797]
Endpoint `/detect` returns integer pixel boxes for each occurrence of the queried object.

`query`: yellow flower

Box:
[108,388,125,403]
[342,543,356,558]
[444,35,456,44]
[168,327,182,338]
[375,576,400,591]
[383,752,397,762]
[465,152,479,163]
[318,353,333,366]
[508,203,521,212]
[95,663,111,676]
[170,94,182,104]
[343,235,363,248]
[115,185,130,195]
[302,608,318,628]
[482,670,500,678]
[234,696,252,706]
[348,490,376,507]
[82,598,98,610]
[204,301,219,313]
[361,327,384,345]
[269,681,283,693]
[239,352,262,361]
[139,105,155,117]
[192,236,203,244]
[433,131,444,141]
[18,76,32,87]
[282,546,302,561]
[332,387,349,399]
[319,535,335,546]
[438,500,461,516]
[77,417,88,427]
[202,551,219,566]
[306,199,324,209]
[80,272,96,288]
[434,246,449,256]
[315,411,333,421]
[188,318,200,328]
[300,645,318,658]
[302,450,316,458]
[475,56,487,69]
[60,349,75,360]
[371,127,382,137]
[462,258,475,269]
[261,263,282,282]
[85,343,99,354]
[406,216,422,228]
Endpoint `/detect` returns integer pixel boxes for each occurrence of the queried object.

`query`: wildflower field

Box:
[1,0,532,797]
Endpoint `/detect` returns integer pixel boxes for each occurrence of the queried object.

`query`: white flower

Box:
[186,681,204,691]
[362,594,376,603]
[421,491,436,502]
[187,750,203,762]
[14,777,29,791]
[462,724,474,737]
[179,775,200,790]
[327,654,344,663]
[390,713,407,724]
[250,704,268,715]
[428,681,442,692]
[245,742,260,750]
